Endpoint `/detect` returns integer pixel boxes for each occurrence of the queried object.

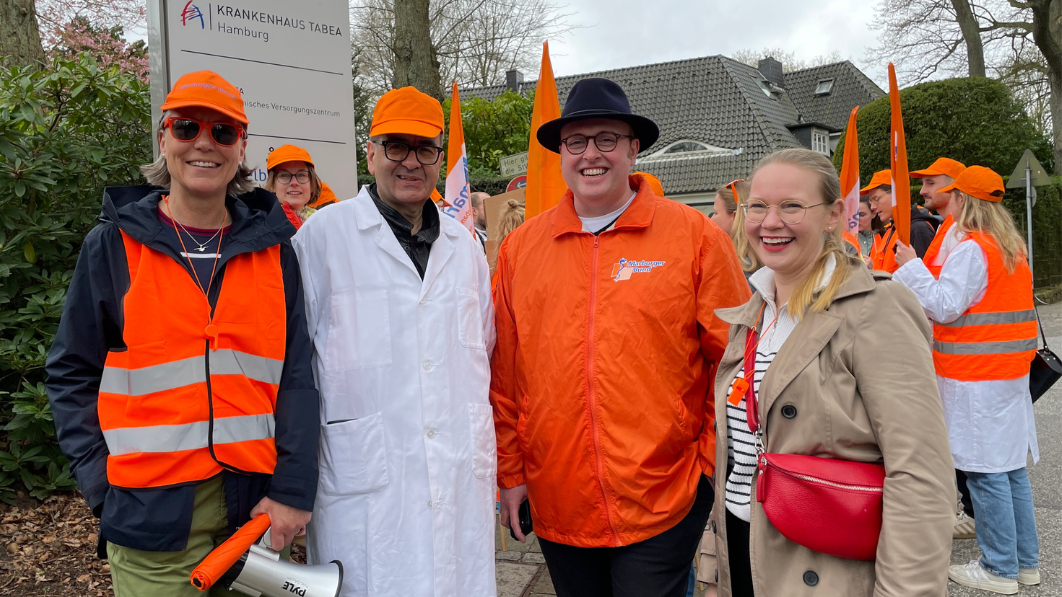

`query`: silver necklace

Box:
[169,205,226,252]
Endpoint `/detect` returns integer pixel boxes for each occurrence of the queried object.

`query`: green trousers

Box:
[108,477,289,597]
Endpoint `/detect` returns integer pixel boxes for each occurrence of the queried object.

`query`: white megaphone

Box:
[191,514,343,597]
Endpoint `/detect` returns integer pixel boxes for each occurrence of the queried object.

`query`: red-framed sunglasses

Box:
[162,117,245,147]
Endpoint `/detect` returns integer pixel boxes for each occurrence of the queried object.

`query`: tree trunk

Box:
[1029,0,1062,172]
[950,0,985,77]
[392,0,442,100]
[0,0,46,69]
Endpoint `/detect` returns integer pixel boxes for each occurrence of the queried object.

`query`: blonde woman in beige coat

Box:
[698,148,955,596]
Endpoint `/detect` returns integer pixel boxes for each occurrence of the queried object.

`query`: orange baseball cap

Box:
[370,87,444,139]
[910,157,966,180]
[939,166,1005,202]
[633,172,664,196]
[267,145,315,171]
[860,170,892,194]
[310,182,338,208]
[161,70,248,125]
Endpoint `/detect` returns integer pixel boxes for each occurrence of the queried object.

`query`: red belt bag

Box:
[739,327,885,561]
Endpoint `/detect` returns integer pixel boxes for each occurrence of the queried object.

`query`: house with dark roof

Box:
[467,55,884,214]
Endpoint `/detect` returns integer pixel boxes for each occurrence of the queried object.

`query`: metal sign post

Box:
[1006,149,1051,283]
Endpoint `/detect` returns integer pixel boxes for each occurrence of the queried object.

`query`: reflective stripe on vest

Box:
[104,413,276,455]
[100,350,283,396]
[931,231,1036,382]
[100,230,287,489]
[923,215,954,279]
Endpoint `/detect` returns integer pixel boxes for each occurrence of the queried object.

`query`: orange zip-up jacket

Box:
[490,177,750,548]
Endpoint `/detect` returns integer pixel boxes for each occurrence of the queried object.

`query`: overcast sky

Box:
[543,0,885,85]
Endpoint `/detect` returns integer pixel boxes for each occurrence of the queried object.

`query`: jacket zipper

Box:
[586,236,619,544]
[203,264,254,476]
[765,459,883,493]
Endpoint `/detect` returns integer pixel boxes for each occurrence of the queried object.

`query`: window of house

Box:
[815,79,834,95]
[812,129,829,155]
[664,141,710,154]
[757,78,773,97]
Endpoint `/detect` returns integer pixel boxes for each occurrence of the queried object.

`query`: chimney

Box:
[757,57,784,88]
[505,70,524,92]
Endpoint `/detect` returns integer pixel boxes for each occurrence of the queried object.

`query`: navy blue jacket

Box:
[45,185,320,552]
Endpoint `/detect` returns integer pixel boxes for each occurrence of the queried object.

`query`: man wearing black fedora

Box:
[490,77,749,596]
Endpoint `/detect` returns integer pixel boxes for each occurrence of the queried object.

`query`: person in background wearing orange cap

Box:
[903,156,980,540]
[45,71,320,595]
[291,86,496,597]
[311,181,339,209]
[862,169,938,272]
[892,166,1040,595]
[266,144,322,230]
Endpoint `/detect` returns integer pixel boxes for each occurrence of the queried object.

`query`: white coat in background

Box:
[292,187,497,597]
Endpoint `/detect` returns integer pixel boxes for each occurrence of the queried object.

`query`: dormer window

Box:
[664,141,711,154]
[815,79,834,95]
[757,78,772,97]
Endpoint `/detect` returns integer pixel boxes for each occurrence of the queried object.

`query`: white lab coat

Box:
[893,239,1039,473]
[292,187,497,597]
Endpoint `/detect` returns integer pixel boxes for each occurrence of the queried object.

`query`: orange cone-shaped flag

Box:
[888,63,911,245]
[190,514,271,591]
[525,41,567,219]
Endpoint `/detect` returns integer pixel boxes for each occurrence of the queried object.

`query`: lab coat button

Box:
[427,500,433,508]
[426,429,436,439]
[423,361,432,370]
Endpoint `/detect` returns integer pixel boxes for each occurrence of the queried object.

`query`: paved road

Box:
[495,300,1062,596]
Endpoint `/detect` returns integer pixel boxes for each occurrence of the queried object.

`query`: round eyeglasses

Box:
[276,170,310,184]
[559,132,635,155]
[743,200,828,224]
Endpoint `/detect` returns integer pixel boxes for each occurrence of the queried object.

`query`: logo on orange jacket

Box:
[611,258,666,282]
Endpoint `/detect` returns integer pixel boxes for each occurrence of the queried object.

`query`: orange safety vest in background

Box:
[870,222,898,273]
[98,231,287,489]
[922,215,954,279]
[932,231,1036,382]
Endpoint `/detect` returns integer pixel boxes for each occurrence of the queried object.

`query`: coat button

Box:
[427,500,433,508]
[711,519,716,533]
[423,361,432,371]
[781,404,798,419]
[420,297,428,306]
[803,571,819,586]
[426,429,436,439]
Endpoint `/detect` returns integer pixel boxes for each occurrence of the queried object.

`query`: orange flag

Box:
[888,63,910,245]
[839,106,863,257]
[524,41,567,218]
[190,514,270,590]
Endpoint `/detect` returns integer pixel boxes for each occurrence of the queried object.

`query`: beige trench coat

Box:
[698,263,955,596]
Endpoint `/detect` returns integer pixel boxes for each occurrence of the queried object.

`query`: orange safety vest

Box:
[98,231,287,489]
[870,223,898,273]
[843,231,862,259]
[932,231,1037,382]
[922,214,954,278]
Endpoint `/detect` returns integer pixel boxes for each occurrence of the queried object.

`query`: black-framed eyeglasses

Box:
[276,170,310,184]
[560,132,635,155]
[743,200,828,224]
[377,140,443,165]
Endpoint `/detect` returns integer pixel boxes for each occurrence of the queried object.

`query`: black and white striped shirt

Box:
[723,262,818,522]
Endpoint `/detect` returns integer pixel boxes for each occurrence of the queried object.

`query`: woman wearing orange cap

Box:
[893,166,1040,595]
[45,70,319,596]
[266,144,322,230]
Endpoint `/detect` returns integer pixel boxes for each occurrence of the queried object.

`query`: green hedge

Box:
[834,77,1053,184]
[0,57,152,501]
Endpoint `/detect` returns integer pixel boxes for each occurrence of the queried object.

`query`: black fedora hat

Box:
[537,78,659,154]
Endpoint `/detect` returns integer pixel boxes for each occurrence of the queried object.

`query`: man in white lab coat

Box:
[292,86,497,597]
